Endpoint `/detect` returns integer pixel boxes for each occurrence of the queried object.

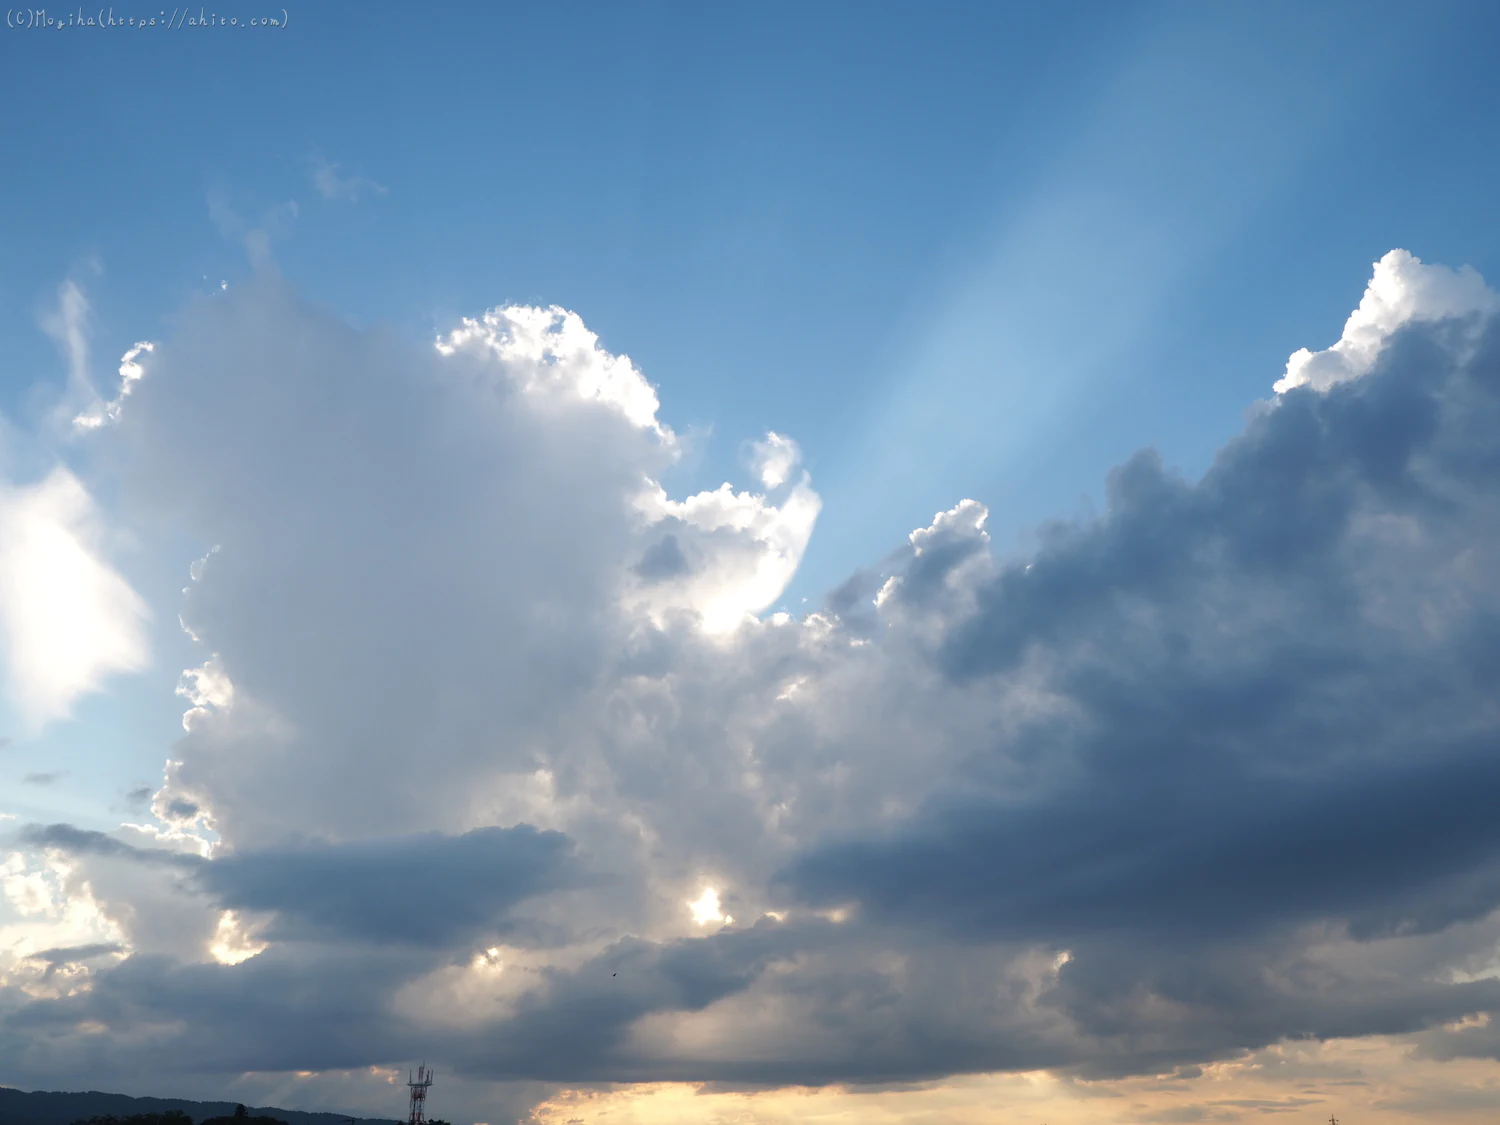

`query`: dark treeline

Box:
[66,1110,449,1125]
[0,1089,399,1125]
[69,1108,291,1125]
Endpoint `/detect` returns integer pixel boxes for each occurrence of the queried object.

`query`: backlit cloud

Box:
[4,251,1500,1124]
[0,468,149,730]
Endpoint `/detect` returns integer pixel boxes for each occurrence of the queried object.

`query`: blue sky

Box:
[6,3,1500,1123]
[7,0,1498,597]
[4,0,1489,817]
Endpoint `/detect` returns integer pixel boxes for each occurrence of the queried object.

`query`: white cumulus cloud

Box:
[1275,248,1499,393]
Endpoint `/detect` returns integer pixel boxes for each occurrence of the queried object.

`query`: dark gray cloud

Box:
[163,797,200,821]
[789,319,1500,920]
[634,532,692,582]
[30,942,126,965]
[776,316,1500,1068]
[782,731,1500,945]
[5,945,421,1073]
[0,915,834,1087]
[22,823,194,864]
[448,921,804,1082]
[199,825,583,947]
[28,943,126,981]
[25,824,583,950]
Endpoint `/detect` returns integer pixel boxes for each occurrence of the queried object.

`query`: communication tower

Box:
[406,1064,434,1125]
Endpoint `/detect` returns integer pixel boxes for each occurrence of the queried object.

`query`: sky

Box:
[4,1,1500,1123]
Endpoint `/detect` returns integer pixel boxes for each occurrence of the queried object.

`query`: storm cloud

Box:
[786,314,1500,950]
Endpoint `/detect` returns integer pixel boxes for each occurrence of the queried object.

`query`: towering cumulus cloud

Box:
[5,251,1500,1119]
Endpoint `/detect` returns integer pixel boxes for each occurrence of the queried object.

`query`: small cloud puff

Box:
[312,156,387,203]
[749,431,801,489]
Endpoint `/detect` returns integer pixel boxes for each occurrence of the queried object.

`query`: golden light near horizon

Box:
[527,1034,1500,1125]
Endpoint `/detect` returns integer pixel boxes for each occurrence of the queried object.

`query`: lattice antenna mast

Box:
[407,1064,433,1125]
